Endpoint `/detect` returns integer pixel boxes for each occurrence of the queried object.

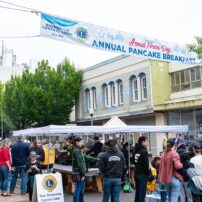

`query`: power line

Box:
[0,0,40,14]
[0,5,33,13]
[0,0,39,12]
[0,35,40,39]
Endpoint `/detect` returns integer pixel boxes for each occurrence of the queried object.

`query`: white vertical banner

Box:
[40,12,200,64]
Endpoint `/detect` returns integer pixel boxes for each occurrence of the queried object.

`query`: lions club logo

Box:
[76,27,88,41]
[42,175,57,192]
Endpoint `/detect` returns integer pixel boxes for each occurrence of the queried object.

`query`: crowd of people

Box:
[0,134,201,202]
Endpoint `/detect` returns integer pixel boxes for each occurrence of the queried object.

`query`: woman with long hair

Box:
[159,138,183,202]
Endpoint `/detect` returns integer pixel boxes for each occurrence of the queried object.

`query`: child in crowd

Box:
[26,151,41,202]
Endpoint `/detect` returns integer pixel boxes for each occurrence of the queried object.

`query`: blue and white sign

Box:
[40,12,200,64]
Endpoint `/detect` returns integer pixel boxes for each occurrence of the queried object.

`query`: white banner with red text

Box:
[40,12,201,64]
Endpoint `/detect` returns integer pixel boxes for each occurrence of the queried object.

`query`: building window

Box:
[91,87,97,110]
[132,76,139,101]
[85,89,91,110]
[118,82,124,105]
[111,83,116,106]
[103,85,109,107]
[171,72,181,92]
[171,66,202,93]
[190,66,201,88]
[140,73,147,100]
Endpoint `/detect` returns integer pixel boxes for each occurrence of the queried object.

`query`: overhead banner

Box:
[40,12,200,64]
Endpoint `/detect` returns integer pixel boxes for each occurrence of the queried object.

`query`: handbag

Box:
[71,170,80,182]
[71,153,80,182]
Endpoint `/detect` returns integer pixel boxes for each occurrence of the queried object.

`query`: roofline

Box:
[83,54,130,72]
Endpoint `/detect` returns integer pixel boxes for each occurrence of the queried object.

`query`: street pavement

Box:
[2,179,135,202]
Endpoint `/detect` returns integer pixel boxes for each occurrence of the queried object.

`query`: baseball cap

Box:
[193,143,201,150]
[167,138,176,146]
[30,151,37,157]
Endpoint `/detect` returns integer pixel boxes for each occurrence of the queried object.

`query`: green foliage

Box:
[187,37,202,55]
[3,59,83,129]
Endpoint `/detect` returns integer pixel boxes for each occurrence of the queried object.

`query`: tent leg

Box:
[149,133,151,155]
[47,134,50,173]
[128,133,131,181]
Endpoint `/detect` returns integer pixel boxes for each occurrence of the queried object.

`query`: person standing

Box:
[0,138,12,196]
[121,142,129,185]
[26,151,42,202]
[159,138,183,202]
[86,136,103,158]
[72,137,97,202]
[187,143,202,202]
[133,136,149,202]
[10,135,30,195]
[40,139,56,173]
[99,139,126,202]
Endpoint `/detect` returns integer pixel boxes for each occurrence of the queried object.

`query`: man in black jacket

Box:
[98,139,126,202]
[133,136,149,202]
[86,136,103,157]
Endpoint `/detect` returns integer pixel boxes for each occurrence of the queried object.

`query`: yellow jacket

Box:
[146,165,157,192]
[40,145,55,166]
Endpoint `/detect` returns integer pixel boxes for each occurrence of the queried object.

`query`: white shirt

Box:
[190,155,202,170]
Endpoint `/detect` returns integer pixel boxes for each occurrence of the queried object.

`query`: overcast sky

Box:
[0,0,201,69]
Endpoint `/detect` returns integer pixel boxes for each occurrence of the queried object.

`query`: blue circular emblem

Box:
[46,179,54,188]
[76,27,88,41]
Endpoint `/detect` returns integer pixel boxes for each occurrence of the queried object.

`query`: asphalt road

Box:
[65,191,135,202]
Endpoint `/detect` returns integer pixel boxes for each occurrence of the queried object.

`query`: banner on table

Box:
[40,12,199,64]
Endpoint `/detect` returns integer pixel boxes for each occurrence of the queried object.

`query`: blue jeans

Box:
[165,176,181,202]
[10,165,27,193]
[102,178,121,202]
[73,179,85,202]
[0,166,9,193]
[135,173,148,202]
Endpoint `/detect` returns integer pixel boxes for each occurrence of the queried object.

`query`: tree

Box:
[3,59,83,129]
[187,37,202,55]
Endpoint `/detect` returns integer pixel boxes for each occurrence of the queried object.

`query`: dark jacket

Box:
[86,141,103,157]
[11,141,30,167]
[121,147,129,169]
[72,148,96,177]
[133,143,149,176]
[98,148,126,178]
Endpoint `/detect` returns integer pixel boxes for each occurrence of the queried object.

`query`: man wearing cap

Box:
[86,136,103,158]
[187,143,202,201]
[10,135,30,195]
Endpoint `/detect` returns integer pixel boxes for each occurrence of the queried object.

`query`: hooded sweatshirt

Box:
[133,143,150,176]
[99,148,126,178]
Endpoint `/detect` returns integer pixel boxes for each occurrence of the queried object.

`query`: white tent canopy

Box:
[13,124,188,137]
[103,116,127,127]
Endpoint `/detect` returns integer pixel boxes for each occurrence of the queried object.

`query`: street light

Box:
[89,108,94,126]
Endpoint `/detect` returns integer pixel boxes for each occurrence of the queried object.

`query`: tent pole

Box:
[128,133,131,182]
[47,134,50,173]
[149,132,151,155]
